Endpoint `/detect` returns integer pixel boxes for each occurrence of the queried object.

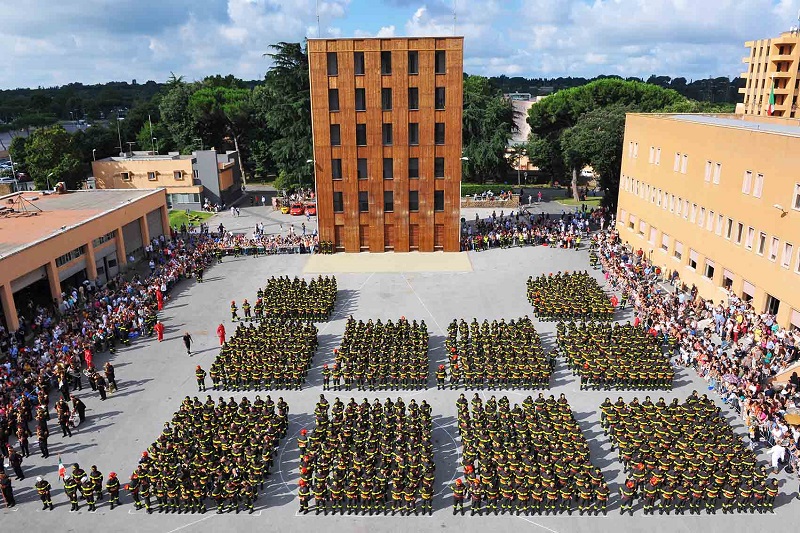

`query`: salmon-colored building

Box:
[0,189,168,331]
[617,113,800,330]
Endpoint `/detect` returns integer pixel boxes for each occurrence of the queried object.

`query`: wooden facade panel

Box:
[309,37,463,252]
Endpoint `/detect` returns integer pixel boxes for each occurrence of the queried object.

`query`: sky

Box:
[2,0,800,89]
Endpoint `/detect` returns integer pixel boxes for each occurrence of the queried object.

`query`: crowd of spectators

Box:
[0,232,218,456]
[460,208,608,252]
[595,229,800,472]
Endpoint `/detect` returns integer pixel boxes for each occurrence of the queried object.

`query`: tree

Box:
[159,78,198,153]
[8,135,27,170]
[560,105,628,207]
[461,75,515,183]
[189,87,254,181]
[24,125,83,189]
[527,79,689,203]
[253,42,312,189]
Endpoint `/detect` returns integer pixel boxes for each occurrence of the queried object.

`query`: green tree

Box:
[24,125,83,189]
[159,77,199,153]
[253,42,312,189]
[560,105,628,207]
[461,75,515,183]
[8,135,27,170]
[189,86,254,181]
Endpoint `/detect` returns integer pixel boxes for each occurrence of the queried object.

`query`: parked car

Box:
[280,205,290,214]
[304,203,317,216]
[290,203,305,216]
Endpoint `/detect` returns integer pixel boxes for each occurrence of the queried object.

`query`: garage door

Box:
[59,258,87,281]
[122,220,143,256]
[146,209,164,240]
[11,266,47,292]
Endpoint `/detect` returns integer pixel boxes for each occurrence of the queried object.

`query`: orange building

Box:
[308,37,463,252]
[617,113,800,330]
[739,30,800,118]
[0,189,168,331]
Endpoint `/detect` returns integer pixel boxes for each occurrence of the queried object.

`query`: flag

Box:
[58,455,66,479]
[767,82,775,116]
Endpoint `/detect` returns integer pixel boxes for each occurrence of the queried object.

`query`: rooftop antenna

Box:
[316,0,321,38]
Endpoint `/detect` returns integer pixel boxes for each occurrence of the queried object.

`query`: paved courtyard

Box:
[2,202,797,533]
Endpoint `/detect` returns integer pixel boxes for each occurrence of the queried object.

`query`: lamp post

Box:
[46,172,54,190]
[92,148,96,161]
[152,138,159,155]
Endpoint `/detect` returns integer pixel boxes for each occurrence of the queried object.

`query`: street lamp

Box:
[152,138,159,154]
[46,172,54,190]
[92,148,96,161]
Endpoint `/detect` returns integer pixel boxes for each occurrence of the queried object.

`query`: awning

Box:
[742,280,755,295]
[674,241,683,254]
[689,249,699,262]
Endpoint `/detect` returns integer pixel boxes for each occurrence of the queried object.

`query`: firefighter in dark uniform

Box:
[452,478,466,515]
[106,472,121,509]
[35,476,54,510]
[195,366,207,392]
[64,475,79,511]
[81,476,97,512]
[230,301,239,321]
[89,465,104,501]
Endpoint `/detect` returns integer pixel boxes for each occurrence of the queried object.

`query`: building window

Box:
[753,173,764,198]
[698,207,705,227]
[408,51,419,74]
[434,190,444,211]
[193,169,199,180]
[648,227,657,244]
[409,158,419,178]
[409,123,419,145]
[650,146,655,164]
[794,183,800,210]
[690,204,697,223]
[331,159,342,180]
[354,51,365,75]
[357,158,368,180]
[725,218,733,239]
[358,191,368,212]
[330,124,341,146]
[381,88,392,111]
[745,227,755,249]
[736,222,744,244]
[408,88,419,110]
[327,52,338,76]
[715,214,723,235]
[673,152,681,172]
[356,124,367,146]
[655,148,661,165]
[384,191,394,212]
[638,220,646,236]
[674,241,683,260]
[680,154,688,174]
[55,246,86,267]
[380,51,392,75]
[434,157,445,178]
[383,158,393,180]
[688,249,698,269]
[92,231,115,247]
[713,163,721,184]
[148,172,157,181]
[121,172,130,181]
[409,190,419,211]
[769,237,779,261]
[382,123,393,146]
[704,260,715,280]
[434,123,445,145]
[706,210,714,231]
[173,171,183,180]
[435,87,446,110]
[633,142,638,158]
[435,50,446,74]
[628,141,633,158]
[742,170,752,194]
[333,191,344,212]
[765,294,781,316]
[682,200,688,219]
[661,233,669,252]
[757,232,767,255]
[355,88,366,111]
[782,243,794,268]
[704,160,712,182]
[328,89,340,112]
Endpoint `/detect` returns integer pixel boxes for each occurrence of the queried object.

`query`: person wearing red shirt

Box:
[154,322,164,342]
[216,324,226,346]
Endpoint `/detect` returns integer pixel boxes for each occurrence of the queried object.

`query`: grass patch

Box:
[556,196,603,208]
[168,210,214,228]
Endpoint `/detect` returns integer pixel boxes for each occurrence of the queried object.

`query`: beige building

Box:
[92,150,242,210]
[0,189,168,331]
[616,113,800,330]
[739,30,800,117]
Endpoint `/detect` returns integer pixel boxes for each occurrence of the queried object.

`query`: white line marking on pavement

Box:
[518,515,560,533]
[433,420,459,497]
[318,273,374,335]
[163,513,216,533]
[402,274,445,336]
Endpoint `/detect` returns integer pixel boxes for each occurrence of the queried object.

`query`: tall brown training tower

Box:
[308,37,463,252]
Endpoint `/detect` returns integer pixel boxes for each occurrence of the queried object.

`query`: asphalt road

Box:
[1,203,794,533]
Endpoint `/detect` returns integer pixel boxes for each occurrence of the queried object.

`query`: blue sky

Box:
[2,0,800,89]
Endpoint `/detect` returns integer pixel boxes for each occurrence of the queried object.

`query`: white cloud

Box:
[1,0,800,88]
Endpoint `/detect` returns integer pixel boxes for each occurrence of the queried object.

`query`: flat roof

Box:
[634,113,800,138]
[0,189,161,259]
[96,154,192,162]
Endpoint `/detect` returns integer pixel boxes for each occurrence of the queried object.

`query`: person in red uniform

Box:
[154,321,165,342]
[216,324,226,346]
[156,288,164,311]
